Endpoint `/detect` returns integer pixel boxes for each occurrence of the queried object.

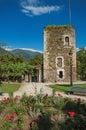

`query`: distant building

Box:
[44,25,76,82]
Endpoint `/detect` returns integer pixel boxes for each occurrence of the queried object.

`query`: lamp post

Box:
[69,50,73,86]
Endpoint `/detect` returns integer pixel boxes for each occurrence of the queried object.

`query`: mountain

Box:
[0,48,43,61]
[10,49,42,61]
[0,48,11,54]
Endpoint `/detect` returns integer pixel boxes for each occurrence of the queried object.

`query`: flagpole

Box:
[69,0,72,24]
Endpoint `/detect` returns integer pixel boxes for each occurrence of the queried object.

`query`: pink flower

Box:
[68,111,75,117]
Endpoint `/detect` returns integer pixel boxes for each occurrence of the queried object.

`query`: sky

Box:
[0,0,86,52]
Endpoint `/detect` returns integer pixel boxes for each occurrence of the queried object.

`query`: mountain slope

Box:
[0,48,11,54]
[10,49,42,61]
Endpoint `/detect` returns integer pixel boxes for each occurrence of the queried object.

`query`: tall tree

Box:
[29,55,43,66]
[77,47,86,80]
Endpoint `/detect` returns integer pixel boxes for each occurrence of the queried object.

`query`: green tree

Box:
[29,55,43,66]
[0,53,28,82]
[77,47,86,80]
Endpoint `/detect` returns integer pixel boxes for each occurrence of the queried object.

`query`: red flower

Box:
[10,113,17,118]
[68,111,75,117]
[14,95,20,100]
[4,115,11,120]
[2,97,9,103]
[4,113,17,120]
[45,93,48,96]
[31,121,37,125]
[77,98,81,103]
[30,121,38,127]
[58,93,62,97]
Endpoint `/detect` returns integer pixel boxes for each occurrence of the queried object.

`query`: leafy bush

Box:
[0,91,86,130]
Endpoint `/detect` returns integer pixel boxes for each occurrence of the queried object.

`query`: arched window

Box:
[65,36,70,46]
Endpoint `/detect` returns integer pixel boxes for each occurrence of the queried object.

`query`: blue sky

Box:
[0,0,86,52]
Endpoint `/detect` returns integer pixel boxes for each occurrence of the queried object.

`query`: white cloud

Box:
[21,5,60,16]
[19,48,43,53]
[27,0,39,5]
[20,0,61,16]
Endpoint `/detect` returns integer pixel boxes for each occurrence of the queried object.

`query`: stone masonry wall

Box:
[44,25,76,82]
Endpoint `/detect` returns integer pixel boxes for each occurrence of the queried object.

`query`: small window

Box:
[59,71,63,78]
[65,36,69,46]
[57,58,62,67]
[56,56,64,68]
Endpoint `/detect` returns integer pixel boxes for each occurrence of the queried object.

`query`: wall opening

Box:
[65,36,70,46]
[56,56,64,68]
[59,71,63,78]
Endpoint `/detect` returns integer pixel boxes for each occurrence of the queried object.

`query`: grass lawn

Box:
[0,83,20,93]
[50,84,86,93]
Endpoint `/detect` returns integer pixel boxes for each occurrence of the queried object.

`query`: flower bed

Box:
[0,92,86,130]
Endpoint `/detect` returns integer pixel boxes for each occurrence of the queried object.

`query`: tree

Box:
[0,53,28,82]
[29,55,43,66]
[77,47,86,80]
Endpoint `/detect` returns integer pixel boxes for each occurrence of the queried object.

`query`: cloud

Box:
[20,0,61,16]
[21,6,60,16]
[21,0,39,6]
[19,48,43,53]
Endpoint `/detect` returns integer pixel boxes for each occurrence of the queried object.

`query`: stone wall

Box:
[44,25,76,82]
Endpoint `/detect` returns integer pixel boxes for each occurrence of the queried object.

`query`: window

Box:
[59,71,63,78]
[57,58,62,67]
[65,36,69,46]
[56,56,64,68]
[64,35,70,46]
[57,69,64,79]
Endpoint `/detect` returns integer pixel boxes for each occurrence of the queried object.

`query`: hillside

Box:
[0,48,43,61]
[0,48,10,54]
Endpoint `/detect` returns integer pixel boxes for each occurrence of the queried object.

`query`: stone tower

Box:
[44,25,76,82]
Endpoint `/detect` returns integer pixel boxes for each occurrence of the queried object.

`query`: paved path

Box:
[13,82,86,102]
[13,82,53,97]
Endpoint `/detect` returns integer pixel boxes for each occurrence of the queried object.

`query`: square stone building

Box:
[44,25,76,82]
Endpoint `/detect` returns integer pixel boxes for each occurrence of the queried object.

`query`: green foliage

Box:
[30,121,39,130]
[27,88,45,119]
[0,98,24,130]
[29,55,43,66]
[53,96,66,110]
[0,53,36,82]
[77,47,86,80]
[0,90,86,130]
